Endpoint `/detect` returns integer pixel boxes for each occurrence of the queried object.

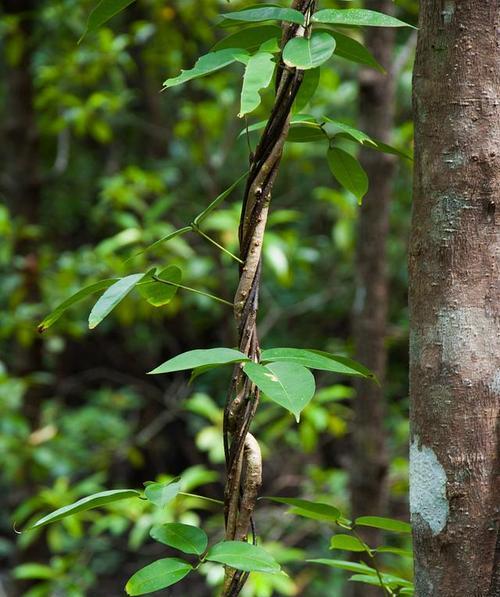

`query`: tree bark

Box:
[410,2,499,596]
[350,1,395,585]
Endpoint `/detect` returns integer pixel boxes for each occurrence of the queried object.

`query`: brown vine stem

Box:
[222,2,316,596]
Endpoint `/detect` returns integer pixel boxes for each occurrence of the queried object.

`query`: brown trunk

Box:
[410,2,499,596]
[350,0,395,581]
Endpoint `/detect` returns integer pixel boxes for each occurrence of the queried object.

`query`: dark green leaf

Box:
[125,558,192,596]
[266,497,340,522]
[239,52,275,117]
[144,478,181,508]
[287,123,326,143]
[150,523,208,555]
[206,541,281,573]
[243,361,315,422]
[38,279,117,332]
[355,516,411,534]
[312,9,416,29]
[293,68,321,113]
[375,546,413,557]
[327,147,368,203]
[283,32,335,70]
[81,0,136,41]
[221,7,305,25]
[308,351,376,380]
[25,489,140,530]
[137,266,182,307]
[307,559,376,575]
[330,534,367,552]
[212,25,281,52]
[332,30,384,71]
[149,348,249,375]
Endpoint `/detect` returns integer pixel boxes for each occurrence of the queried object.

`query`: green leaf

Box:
[308,350,377,380]
[283,32,335,70]
[331,31,384,71]
[239,113,316,137]
[266,497,340,523]
[88,273,145,329]
[349,572,413,589]
[330,534,367,552]
[137,266,182,307]
[25,489,140,530]
[327,147,368,203]
[135,226,192,258]
[206,541,281,573]
[125,558,192,596]
[13,564,56,580]
[149,348,249,375]
[144,478,181,508]
[38,279,117,332]
[243,361,315,422]
[194,171,249,226]
[312,9,416,29]
[163,49,246,89]
[221,7,305,25]
[355,516,411,534]
[375,546,413,557]
[324,118,374,145]
[261,348,374,379]
[293,68,321,113]
[239,52,276,117]
[150,523,208,556]
[81,0,136,41]
[287,123,326,143]
[212,25,281,52]
[307,559,376,575]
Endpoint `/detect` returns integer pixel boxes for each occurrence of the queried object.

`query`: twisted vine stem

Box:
[222,2,316,595]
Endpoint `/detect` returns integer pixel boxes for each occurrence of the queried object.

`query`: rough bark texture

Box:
[410,2,499,596]
[350,1,395,574]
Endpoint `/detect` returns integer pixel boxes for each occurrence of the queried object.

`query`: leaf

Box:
[307,559,377,575]
[38,279,117,332]
[88,273,145,329]
[150,523,208,556]
[212,25,281,52]
[125,558,192,596]
[330,534,367,552]
[331,31,384,71]
[206,541,281,573]
[349,572,413,589]
[221,7,305,25]
[149,348,249,375]
[266,497,340,523]
[375,546,413,557]
[283,32,335,70]
[239,52,275,117]
[81,0,136,41]
[293,68,321,113]
[24,489,140,530]
[163,49,246,89]
[239,113,316,137]
[324,118,374,145]
[327,147,368,203]
[144,478,181,508]
[312,9,416,29]
[135,226,192,258]
[287,123,326,143]
[243,361,315,422]
[137,266,182,307]
[193,171,249,226]
[355,516,412,534]
[308,350,377,380]
[13,564,56,580]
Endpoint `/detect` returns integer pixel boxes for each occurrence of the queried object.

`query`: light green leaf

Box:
[261,348,374,379]
[283,32,335,70]
[266,497,340,523]
[24,489,140,530]
[307,559,376,575]
[221,7,305,25]
[349,572,413,589]
[88,273,145,329]
[330,534,367,552]
[355,516,411,534]
[327,147,368,203]
[13,564,56,580]
[150,523,208,555]
[324,118,374,145]
[137,266,182,307]
[293,68,321,113]
[81,0,136,41]
[375,546,413,557]
[206,541,281,573]
[312,9,416,29]
[243,361,315,422]
[38,279,117,332]
[212,25,281,52]
[149,348,249,375]
[144,478,181,508]
[331,30,384,71]
[125,558,192,596]
[163,49,246,89]
[239,52,276,117]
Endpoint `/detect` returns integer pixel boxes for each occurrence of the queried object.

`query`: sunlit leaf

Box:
[125,558,192,596]
[221,7,305,25]
[330,534,367,552]
[239,52,275,117]
[327,147,368,203]
[206,541,281,573]
[144,478,181,508]
[283,32,335,70]
[149,348,249,375]
[150,523,208,555]
[312,9,416,29]
[88,273,145,329]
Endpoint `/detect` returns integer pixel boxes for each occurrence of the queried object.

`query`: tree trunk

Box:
[350,0,395,582]
[410,2,499,596]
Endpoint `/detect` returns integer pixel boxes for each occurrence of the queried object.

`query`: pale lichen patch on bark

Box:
[410,435,449,536]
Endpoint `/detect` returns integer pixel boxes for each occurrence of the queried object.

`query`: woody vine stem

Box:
[222,1,316,595]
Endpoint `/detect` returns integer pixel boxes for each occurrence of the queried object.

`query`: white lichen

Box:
[410,435,449,535]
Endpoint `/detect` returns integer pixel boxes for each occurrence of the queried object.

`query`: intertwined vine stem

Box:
[222,1,316,594]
